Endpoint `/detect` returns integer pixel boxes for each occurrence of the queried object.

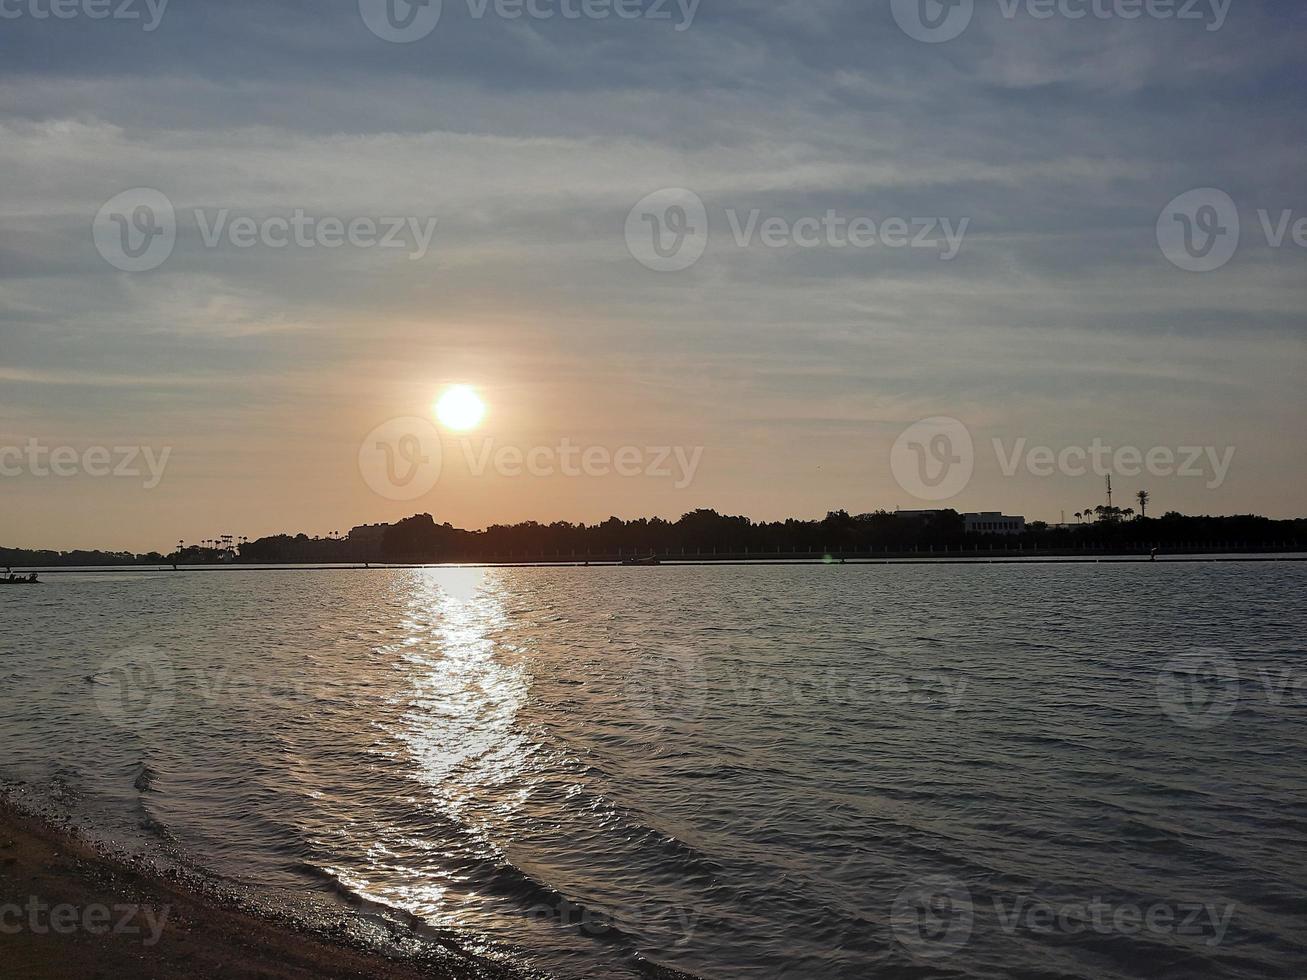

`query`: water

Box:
[2,564,1305,978]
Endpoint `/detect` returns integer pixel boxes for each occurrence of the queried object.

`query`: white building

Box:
[964,512,1026,535]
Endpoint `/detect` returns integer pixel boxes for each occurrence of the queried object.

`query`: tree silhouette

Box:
[1136,489,1150,518]
[3,507,1304,570]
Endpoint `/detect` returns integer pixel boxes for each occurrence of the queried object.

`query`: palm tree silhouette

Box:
[1136,489,1150,518]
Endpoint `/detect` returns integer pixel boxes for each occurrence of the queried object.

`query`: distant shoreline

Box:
[11,553,1307,573]
[9,509,1303,572]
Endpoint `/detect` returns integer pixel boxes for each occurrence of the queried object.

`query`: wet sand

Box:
[0,799,526,980]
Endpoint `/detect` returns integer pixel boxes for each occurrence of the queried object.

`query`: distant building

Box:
[963,512,1025,535]
[348,523,390,559]
[892,509,1027,534]
[349,523,389,543]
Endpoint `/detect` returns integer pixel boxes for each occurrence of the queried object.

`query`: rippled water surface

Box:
[3,564,1306,978]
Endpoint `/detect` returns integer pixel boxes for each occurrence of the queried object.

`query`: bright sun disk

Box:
[435,385,486,431]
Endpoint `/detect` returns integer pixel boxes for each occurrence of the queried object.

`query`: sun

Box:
[435,385,486,431]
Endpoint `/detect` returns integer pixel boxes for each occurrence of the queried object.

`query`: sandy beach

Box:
[0,797,524,980]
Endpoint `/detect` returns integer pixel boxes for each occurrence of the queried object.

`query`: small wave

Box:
[136,811,176,843]
[133,763,157,793]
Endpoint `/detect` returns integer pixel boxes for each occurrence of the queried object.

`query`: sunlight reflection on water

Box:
[329,568,537,934]
[397,569,531,819]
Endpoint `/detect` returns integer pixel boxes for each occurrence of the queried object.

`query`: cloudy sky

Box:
[1,0,1304,551]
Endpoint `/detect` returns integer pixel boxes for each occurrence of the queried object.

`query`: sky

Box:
[1,0,1304,552]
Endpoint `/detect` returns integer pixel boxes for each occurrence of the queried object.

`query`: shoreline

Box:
[9,552,1307,574]
[0,794,529,980]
